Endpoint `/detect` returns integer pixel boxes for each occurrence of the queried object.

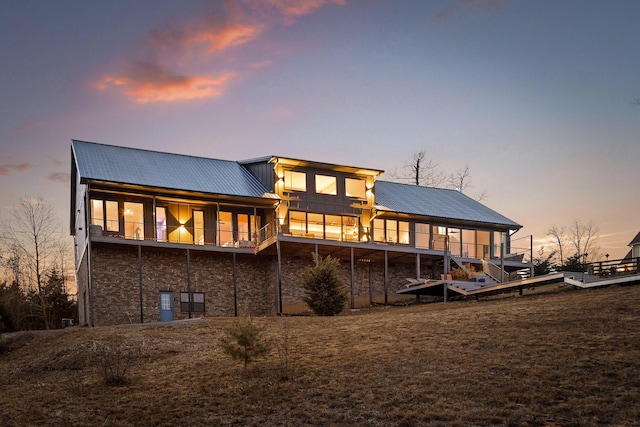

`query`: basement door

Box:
[159,291,173,322]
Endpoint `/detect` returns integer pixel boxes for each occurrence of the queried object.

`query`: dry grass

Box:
[1,284,639,426]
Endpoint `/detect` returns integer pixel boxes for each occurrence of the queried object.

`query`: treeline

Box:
[0,269,76,332]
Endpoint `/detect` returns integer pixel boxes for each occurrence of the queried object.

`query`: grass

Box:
[1,284,639,426]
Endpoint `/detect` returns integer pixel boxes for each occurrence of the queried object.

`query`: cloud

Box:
[431,0,511,23]
[254,0,347,23]
[98,61,236,103]
[97,0,345,103]
[13,120,44,135]
[46,172,70,185]
[0,163,31,176]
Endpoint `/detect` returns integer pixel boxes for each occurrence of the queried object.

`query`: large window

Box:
[237,213,249,242]
[345,178,366,199]
[461,229,476,258]
[180,292,205,313]
[194,210,204,245]
[91,199,119,232]
[288,211,359,241]
[124,202,144,240]
[415,223,430,249]
[156,207,167,241]
[217,211,233,246]
[284,170,306,192]
[315,174,337,195]
[373,219,409,244]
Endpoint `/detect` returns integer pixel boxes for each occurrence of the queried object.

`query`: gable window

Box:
[91,199,119,232]
[315,174,337,195]
[345,178,366,199]
[180,292,205,313]
[124,202,144,240]
[284,170,306,192]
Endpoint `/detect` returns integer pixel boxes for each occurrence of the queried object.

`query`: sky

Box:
[1,0,639,261]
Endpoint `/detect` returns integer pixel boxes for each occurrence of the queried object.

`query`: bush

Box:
[302,254,347,316]
[273,317,299,381]
[220,316,270,369]
[89,335,142,385]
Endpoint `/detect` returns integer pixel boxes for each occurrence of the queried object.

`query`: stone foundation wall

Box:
[88,243,423,325]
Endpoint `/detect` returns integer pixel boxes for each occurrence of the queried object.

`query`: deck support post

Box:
[384,250,388,306]
[187,248,191,319]
[232,252,238,316]
[350,247,355,309]
[138,245,143,323]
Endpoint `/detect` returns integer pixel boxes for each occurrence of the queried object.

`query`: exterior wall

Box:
[89,243,279,326]
[76,250,89,326]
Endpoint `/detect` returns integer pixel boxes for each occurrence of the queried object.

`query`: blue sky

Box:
[1,0,639,259]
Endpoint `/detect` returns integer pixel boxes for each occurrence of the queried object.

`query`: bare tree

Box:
[449,163,472,193]
[568,219,599,262]
[0,197,67,329]
[389,149,446,187]
[547,225,568,265]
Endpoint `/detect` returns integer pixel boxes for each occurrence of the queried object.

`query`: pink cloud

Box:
[97,61,236,103]
[46,172,70,184]
[0,164,31,176]
[250,60,273,69]
[14,120,44,135]
[253,0,347,23]
[431,0,512,23]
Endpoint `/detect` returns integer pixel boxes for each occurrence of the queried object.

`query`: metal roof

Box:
[72,140,274,199]
[374,181,521,229]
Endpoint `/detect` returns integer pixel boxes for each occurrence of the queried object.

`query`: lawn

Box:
[1,284,639,426]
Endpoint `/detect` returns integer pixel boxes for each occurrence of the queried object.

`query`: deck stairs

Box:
[482,259,503,283]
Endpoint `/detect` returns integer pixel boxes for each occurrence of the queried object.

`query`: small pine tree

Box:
[302,254,348,316]
[220,316,270,369]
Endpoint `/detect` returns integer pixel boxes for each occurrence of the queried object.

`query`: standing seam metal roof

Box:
[374,181,520,228]
[72,140,272,199]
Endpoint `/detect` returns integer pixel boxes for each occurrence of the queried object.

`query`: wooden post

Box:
[350,247,355,310]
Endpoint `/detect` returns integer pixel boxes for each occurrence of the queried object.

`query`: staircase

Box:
[482,259,503,283]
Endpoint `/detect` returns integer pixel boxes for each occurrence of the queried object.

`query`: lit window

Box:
[307,213,324,238]
[315,175,337,195]
[194,210,205,245]
[373,219,385,242]
[289,211,306,236]
[91,199,104,228]
[345,178,366,199]
[325,215,341,240]
[237,214,249,242]
[156,207,167,242]
[180,292,205,313]
[124,202,143,240]
[284,170,306,192]
[217,211,233,246]
[399,221,409,245]
[343,216,359,242]
[416,223,430,249]
[91,199,119,232]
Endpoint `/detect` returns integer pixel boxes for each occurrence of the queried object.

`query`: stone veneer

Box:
[82,242,417,325]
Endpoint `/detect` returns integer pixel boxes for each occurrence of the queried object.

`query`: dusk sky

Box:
[1,0,639,260]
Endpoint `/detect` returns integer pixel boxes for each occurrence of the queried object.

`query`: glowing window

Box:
[343,216,359,242]
[284,170,306,192]
[156,207,167,242]
[237,214,249,242]
[307,213,324,238]
[289,211,306,236]
[315,175,337,195]
[325,215,342,240]
[217,211,233,246]
[124,202,144,240]
[345,178,366,199]
[399,221,409,245]
[415,223,430,249]
[373,219,385,242]
[194,210,204,245]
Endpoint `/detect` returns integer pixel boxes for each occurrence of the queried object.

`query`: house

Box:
[70,140,532,326]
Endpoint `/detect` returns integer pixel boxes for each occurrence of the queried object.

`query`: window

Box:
[461,229,476,258]
[156,207,167,241]
[345,178,366,199]
[415,223,430,249]
[373,219,409,244]
[373,218,385,242]
[289,211,306,236]
[180,292,205,313]
[284,170,306,192]
[194,210,204,245]
[342,216,359,242]
[315,174,337,195]
[217,211,233,246]
[91,199,119,232]
[237,214,249,242]
[307,213,324,238]
[124,202,143,240]
[325,215,342,240]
